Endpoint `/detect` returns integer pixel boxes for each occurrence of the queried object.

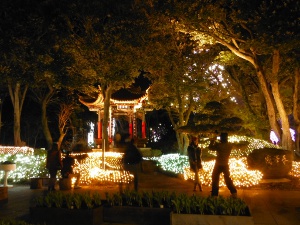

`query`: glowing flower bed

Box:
[183,158,263,187]
[1,135,299,187]
[72,152,133,185]
[290,161,300,177]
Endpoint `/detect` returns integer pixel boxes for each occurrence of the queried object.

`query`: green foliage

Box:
[64,193,73,209]
[0,151,48,184]
[142,191,153,207]
[33,191,103,209]
[73,193,83,209]
[81,192,94,209]
[104,190,250,216]
[191,101,245,135]
[52,191,64,208]
[92,192,102,207]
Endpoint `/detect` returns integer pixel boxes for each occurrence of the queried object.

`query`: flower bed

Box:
[30,191,103,225]
[103,190,253,225]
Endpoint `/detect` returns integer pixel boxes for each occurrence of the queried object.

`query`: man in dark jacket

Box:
[208,132,237,197]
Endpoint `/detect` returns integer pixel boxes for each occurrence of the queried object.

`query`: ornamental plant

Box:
[33,191,103,209]
[104,190,250,216]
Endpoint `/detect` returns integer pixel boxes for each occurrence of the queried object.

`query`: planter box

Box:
[103,206,171,225]
[170,213,254,225]
[30,206,103,225]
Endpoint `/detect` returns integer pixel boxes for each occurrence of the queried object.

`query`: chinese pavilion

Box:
[79,83,152,148]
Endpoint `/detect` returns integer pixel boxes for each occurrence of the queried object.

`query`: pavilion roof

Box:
[79,75,151,111]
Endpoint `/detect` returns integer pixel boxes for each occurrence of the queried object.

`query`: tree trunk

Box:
[255,69,281,140]
[102,86,112,151]
[8,82,28,146]
[209,35,285,147]
[37,84,55,150]
[57,134,65,150]
[293,67,300,153]
[271,81,293,150]
[269,50,293,150]
[41,100,53,150]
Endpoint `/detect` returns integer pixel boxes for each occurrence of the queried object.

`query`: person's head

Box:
[220,133,228,143]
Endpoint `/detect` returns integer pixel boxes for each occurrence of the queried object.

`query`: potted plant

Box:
[30,191,103,225]
[103,190,253,225]
[170,194,254,225]
[103,190,172,225]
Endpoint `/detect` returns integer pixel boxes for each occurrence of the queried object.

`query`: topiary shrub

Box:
[247,148,293,179]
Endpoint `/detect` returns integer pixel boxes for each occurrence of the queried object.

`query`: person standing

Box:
[61,151,81,189]
[187,136,202,192]
[123,138,143,191]
[208,132,237,197]
[46,142,62,191]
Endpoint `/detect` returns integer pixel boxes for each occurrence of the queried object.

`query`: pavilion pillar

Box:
[142,111,146,139]
[129,115,133,139]
[97,110,102,139]
[133,112,137,138]
[109,107,112,143]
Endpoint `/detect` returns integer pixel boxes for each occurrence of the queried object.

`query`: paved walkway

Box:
[1,172,300,225]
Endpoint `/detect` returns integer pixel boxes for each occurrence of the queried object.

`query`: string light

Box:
[71,152,133,185]
[183,158,263,187]
[0,146,34,155]
[1,135,299,186]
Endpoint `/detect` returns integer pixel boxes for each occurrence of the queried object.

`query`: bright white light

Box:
[270,130,279,144]
[290,128,296,142]
[88,122,94,146]
[270,129,295,144]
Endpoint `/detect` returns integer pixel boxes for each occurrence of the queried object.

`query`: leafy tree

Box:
[165,0,300,150]
[0,0,39,146]
[219,56,271,139]
[62,0,149,150]
[144,19,225,153]
[193,100,244,134]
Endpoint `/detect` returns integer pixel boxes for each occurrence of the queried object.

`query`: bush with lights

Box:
[0,135,299,187]
[0,148,48,184]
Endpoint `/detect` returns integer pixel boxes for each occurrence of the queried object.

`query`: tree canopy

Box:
[0,0,298,153]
